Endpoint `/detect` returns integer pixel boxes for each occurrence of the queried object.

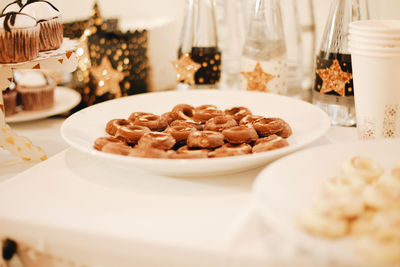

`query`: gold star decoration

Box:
[241,62,275,92]
[90,57,125,98]
[172,53,201,86]
[316,59,353,97]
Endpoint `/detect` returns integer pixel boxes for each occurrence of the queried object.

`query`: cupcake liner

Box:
[17,80,55,111]
[38,16,63,51]
[2,89,17,116]
[0,25,40,63]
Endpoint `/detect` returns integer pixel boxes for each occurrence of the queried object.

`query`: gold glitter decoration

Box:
[241,62,275,92]
[70,0,149,110]
[172,53,201,85]
[360,117,376,140]
[382,104,399,138]
[316,59,352,97]
[90,57,125,98]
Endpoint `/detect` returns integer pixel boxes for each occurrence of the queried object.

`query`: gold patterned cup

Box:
[349,20,400,140]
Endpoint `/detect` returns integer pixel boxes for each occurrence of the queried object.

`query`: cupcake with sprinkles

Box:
[20,0,63,51]
[0,11,40,63]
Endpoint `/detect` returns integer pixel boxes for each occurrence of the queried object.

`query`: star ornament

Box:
[90,57,125,98]
[241,62,275,92]
[316,59,353,97]
[172,53,201,85]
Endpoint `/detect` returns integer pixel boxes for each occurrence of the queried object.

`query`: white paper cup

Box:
[349,20,400,140]
[350,20,400,34]
[349,29,400,41]
[349,35,400,48]
[349,20,400,139]
[349,40,400,53]
[350,48,400,140]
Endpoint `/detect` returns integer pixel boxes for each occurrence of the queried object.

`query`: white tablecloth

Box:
[0,118,357,266]
[0,118,68,182]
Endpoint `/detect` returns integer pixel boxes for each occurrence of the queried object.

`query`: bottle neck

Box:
[254,0,265,20]
[179,0,195,53]
[319,0,369,56]
[242,0,286,60]
[193,0,218,47]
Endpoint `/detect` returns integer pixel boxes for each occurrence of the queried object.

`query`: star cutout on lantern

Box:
[90,57,125,98]
[172,53,201,85]
[241,62,275,92]
[316,59,353,97]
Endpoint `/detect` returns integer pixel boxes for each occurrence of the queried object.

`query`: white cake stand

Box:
[0,38,79,162]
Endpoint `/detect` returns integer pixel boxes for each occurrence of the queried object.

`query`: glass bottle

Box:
[177,0,195,58]
[281,0,303,97]
[214,0,246,88]
[312,0,369,126]
[297,0,316,101]
[240,0,288,95]
[177,0,221,88]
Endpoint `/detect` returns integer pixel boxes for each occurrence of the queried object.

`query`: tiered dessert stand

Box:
[0,38,78,161]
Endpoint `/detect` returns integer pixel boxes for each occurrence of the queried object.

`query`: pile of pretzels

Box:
[93,104,292,159]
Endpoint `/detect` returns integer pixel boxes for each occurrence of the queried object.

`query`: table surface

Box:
[0,117,357,267]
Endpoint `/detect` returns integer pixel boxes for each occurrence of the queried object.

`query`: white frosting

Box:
[2,3,21,14]
[0,13,36,29]
[20,1,60,20]
[18,72,47,87]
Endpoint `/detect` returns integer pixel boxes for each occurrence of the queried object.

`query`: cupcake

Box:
[20,0,63,51]
[0,12,40,63]
[2,83,18,116]
[1,0,24,15]
[16,71,55,111]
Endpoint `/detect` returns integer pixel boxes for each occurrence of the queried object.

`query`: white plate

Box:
[252,139,400,265]
[61,90,330,176]
[6,87,81,123]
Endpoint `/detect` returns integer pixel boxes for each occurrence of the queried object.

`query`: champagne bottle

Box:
[312,0,369,126]
[240,0,288,95]
[177,0,221,87]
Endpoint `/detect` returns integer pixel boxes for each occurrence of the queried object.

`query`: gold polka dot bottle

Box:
[190,47,221,85]
[176,0,221,88]
[312,0,369,126]
[240,0,288,95]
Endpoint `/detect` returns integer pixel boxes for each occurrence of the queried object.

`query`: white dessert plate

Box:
[61,90,330,176]
[6,87,81,123]
[252,139,400,265]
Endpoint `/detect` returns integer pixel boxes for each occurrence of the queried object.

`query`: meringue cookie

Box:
[380,168,400,191]
[322,175,366,195]
[350,209,376,237]
[341,156,384,184]
[369,210,400,240]
[357,237,400,264]
[296,209,348,238]
[364,182,400,210]
[314,191,365,219]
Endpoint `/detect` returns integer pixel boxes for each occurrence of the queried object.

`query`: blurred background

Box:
[1,0,400,102]
[1,0,396,52]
